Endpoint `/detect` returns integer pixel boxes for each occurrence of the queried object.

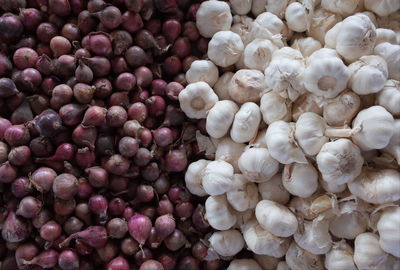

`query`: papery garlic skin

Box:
[276,261,291,270]
[196,1,232,38]
[377,206,400,257]
[383,119,400,164]
[238,147,279,183]
[285,241,324,270]
[208,31,244,68]
[209,229,244,257]
[307,8,342,45]
[321,0,360,16]
[184,159,210,197]
[227,259,262,270]
[266,0,289,18]
[320,179,347,193]
[377,80,400,116]
[376,28,398,45]
[205,195,237,230]
[289,193,338,221]
[206,100,239,139]
[185,60,219,87]
[230,102,261,143]
[234,208,255,229]
[348,55,388,95]
[348,168,400,204]
[231,15,254,46]
[282,162,319,198]
[214,72,234,101]
[323,90,361,126]
[324,241,357,270]
[255,200,298,237]
[265,121,307,164]
[352,105,394,151]
[364,0,400,16]
[230,0,252,15]
[202,160,234,196]
[258,174,290,205]
[285,2,309,33]
[215,137,246,173]
[178,82,218,119]
[243,39,278,71]
[374,43,400,80]
[249,129,268,148]
[354,233,391,270]
[253,12,284,36]
[253,254,280,270]
[292,93,324,121]
[251,0,267,16]
[229,69,265,104]
[227,174,259,212]
[291,37,322,57]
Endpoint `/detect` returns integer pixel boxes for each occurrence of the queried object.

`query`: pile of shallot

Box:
[179,0,400,269]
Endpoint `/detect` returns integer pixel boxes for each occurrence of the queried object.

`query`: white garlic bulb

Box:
[354,233,391,270]
[377,206,400,257]
[276,261,291,270]
[238,147,279,183]
[230,102,261,143]
[249,12,285,47]
[282,162,319,198]
[364,0,400,16]
[253,254,280,270]
[227,259,262,270]
[178,82,218,119]
[260,91,292,125]
[383,119,400,164]
[231,15,254,46]
[377,80,400,116]
[206,100,239,139]
[323,90,361,126]
[321,0,360,16]
[248,129,268,148]
[243,39,278,71]
[266,0,289,18]
[316,139,364,185]
[320,179,347,193]
[292,93,324,121]
[255,200,298,237]
[265,121,307,164]
[348,55,388,95]
[285,2,309,33]
[285,241,324,270]
[184,159,210,197]
[229,69,265,104]
[205,195,237,230]
[215,137,246,173]
[185,60,219,87]
[251,0,267,16]
[208,229,244,257]
[376,28,398,45]
[213,72,234,101]
[208,31,244,68]
[234,208,255,229]
[258,174,290,205]
[291,37,322,57]
[289,193,338,221]
[202,160,234,196]
[374,42,400,80]
[196,1,232,38]
[226,174,259,212]
[348,168,400,204]
[307,7,342,45]
[324,241,357,270]
[230,0,252,15]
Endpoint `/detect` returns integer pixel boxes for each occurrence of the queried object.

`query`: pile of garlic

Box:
[180,0,400,269]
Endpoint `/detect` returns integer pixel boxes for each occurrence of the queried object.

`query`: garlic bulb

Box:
[376,28,398,45]
[251,0,267,16]
[292,93,324,121]
[307,7,342,45]
[325,14,377,63]
[253,254,280,270]
[265,121,307,164]
[320,179,347,193]
[184,159,210,197]
[285,241,324,270]
[206,100,239,139]
[215,137,246,172]
[229,69,265,104]
[226,174,259,212]
[291,37,322,57]
[285,2,309,33]
[178,82,218,119]
[242,219,290,257]
[352,105,394,151]
[248,129,268,148]
[374,42,400,80]
[196,1,232,38]
[253,12,284,36]
[316,139,364,185]
[243,39,278,71]
[185,60,219,87]
[208,229,244,257]
[205,195,237,230]
[354,233,391,270]
[376,80,400,116]
[231,15,254,46]
[234,208,255,229]
[321,0,360,16]
[230,102,261,143]
[266,0,289,18]
[294,216,333,255]
[255,200,298,237]
[276,261,291,270]
[258,173,290,205]
[282,162,319,198]
[208,31,244,68]
[202,160,234,196]
[377,206,400,257]
[238,147,279,183]
[383,119,400,164]
[348,168,400,204]
[348,55,388,95]
[289,193,338,220]
[303,49,350,98]
[364,0,400,16]
[324,241,357,270]
[227,259,262,270]
[214,72,234,101]
[323,90,361,126]
[230,0,252,15]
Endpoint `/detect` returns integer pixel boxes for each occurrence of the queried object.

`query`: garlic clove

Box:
[207,31,244,68]
[322,90,361,127]
[206,100,239,139]
[202,160,234,196]
[213,72,235,101]
[324,241,357,270]
[285,241,324,270]
[226,174,259,212]
[282,162,319,198]
[230,102,261,143]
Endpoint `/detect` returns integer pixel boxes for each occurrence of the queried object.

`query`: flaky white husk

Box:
[205,195,237,230]
[307,7,342,45]
[227,259,262,270]
[253,12,284,36]
[276,261,291,270]
[248,129,268,148]
[258,174,291,205]
[353,233,392,270]
[229,0,252,15]
[206,100,239,139]
[285,241,324,270]
[316,139,364,185]
[238,147,279,183]
[251,0,267,16]
[229,69,265,104]
[322,90,361,127]
[289,193,338,221]
[292,93,324,121]
[347,168,400,204]
[208,229,244,257]
[324,241,357,270]
[374,42,400,80]
[230,102,261,143]
[234,208,254,229]
[243,39,278,71]
[253,254,280,270]
[294,215,333,255]
[320,179,347,193]
[195,1,232,38]
[266,0,290,18]
[260,91,292,125]
[231,15,255,46]
[255,200,298,237]
[226,174,259,212]
[213,72,234,101]
[208,31,244,68]
[377,206,400,257]
[282,162,319,198]
[382,119,400,165]
[375,28,398,45]
[242,219,290,257]
[265,121,307,164]
[285,2,309,33]
[364,0,400,16]
[215,137,246,173]
[376,80,400,116]
[202,160,234,196]
[185,60,219,87]
[184,159,210,197]
[321,0,360,16]
[291,37,322,57]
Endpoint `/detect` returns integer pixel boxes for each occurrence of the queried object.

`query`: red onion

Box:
[50,36,72,57]
[72,125,97,150]
[111,30,134,55]
[122,11,143,33]
[0,141,8,163]
[128,102,148,123]
[48,0,71,16]
[34,109,63,137]
[162,19,181,42]
[19,8,42,32]
[108,91,130,108]
[117,136,138,158]
[25,249,59,269]
[146,96,166,117]
[75,60,93,83]
[141,0,155,20]
[163,229,186,251]
[85,166,108,188]
[75,203,91,225]
[104,154,130,175]
[107,218,128,239]
[133,148,152,167]
[139,128,153,147]
[121,237,139,256]
[192,204,209,232]
[36,22,58,43]
[28,94,49,115]
[135,248,153,265]
[35,55,53,76]
[134,30,160,50]
[141,162,160,182]
[0,14,23,43]
[95,6,122,29]
[128,214,152,246]
[30,167,57,193]
[0,53,12,76]
[192,241,208,260]
[15,243,39,269]
[107,256,130,270]
[183,21,199,41]
[39,220,62,242]
[75,147,96,168]
[139,260,164,270]
[37,143,76,163]
[125,46,148,68]
[96,134,115,156]
[1,211,29,242]
[163,56,182,76]
[88,32,112,56]
[175,202,194,220]
[154,214,176,244]
[13,47,39,69]
[165,147,187,172]
[87,0,106,12]
[31,209,52,229]
[0,162,18,183]
[152,127,173,147]
[0,117,12,139]
[8,145,31,166]
[157,195,174,216]
[29,137,53,158]
[81,56,111,77]
[158,253,176,270]
[172,37,191,58]
[115,72,136,92]
[108,198,126,217]
[93,78,112,98]
[81,105,107,126]
[61,23,81,41]
[88,194,108,222]
[60,226,107,249]
[52,173,78,200]
[0,78,19,98]
[177,256,199,270]
[11,177,31,198]
[106,106,128,128]
[63,217,84,235]
[10,100,33,125]
[59,103,88,126]
[76,180,93,199]
[96,241,118,262]
[125,0,144,12]
[145,19,161,35]
[112,56,129,74]
[135,66,153,89]
[75,239,93,255]
[73,83,95,104]
[123,119,143,138]
[58,249,79,270]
